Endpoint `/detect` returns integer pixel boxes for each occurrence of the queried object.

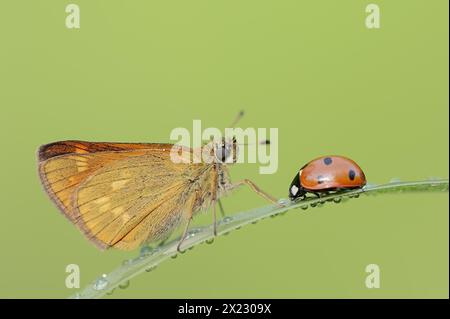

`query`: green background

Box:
[0,0,448,298]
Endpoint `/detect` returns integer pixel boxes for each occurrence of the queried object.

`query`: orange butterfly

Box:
[37,114,278,251]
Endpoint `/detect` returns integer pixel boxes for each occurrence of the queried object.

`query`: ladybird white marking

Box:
[291,185,299,196]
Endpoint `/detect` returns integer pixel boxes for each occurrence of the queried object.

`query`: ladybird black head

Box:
[289,172,306,200]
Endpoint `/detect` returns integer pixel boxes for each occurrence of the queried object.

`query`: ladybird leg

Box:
[230,179,281,206]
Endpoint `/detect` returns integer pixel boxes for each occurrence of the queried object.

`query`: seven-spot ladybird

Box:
[289,155,366,200]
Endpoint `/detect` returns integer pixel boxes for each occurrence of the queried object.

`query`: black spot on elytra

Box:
[317,175,324,184]
[323,157,332,165]
[349,169,356,181]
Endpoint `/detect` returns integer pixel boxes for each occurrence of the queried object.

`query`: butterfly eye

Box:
[215,141,233,163]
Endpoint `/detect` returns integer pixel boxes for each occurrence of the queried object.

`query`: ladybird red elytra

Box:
[289,155,367,200]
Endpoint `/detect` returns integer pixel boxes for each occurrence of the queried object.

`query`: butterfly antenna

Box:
[237,139,270,146]
[229,110,245,128]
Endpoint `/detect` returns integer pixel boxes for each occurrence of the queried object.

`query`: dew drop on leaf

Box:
[222,216,233,223]
[93,274,109,291]
[139,246,153,256]
[119,280,130,289]
[145,265,157,272]
[122,259,133,266]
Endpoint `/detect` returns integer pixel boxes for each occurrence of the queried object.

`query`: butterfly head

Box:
[213,137,238,164]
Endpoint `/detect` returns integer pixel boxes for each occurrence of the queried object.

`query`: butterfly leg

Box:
[212,200,218,236]
[177,217,192,253]
[157,236,170,247]
[231,179,280,205]
[210,166,220,236]
[176,195,196,253]
[218,199,226,218]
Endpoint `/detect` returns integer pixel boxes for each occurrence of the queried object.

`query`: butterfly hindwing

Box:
[38,140,210,250]
[72,150,193,250]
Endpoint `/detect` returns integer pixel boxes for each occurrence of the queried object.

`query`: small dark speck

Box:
[349,169,356,181]
[324,157,332,165]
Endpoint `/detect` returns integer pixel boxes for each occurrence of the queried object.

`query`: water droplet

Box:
[187,232,196,238]
[206,238,215,244]
[93,274,109,291]
[145,265,157,272]
[141,246,162,259]
[300,205,308,210]
[333,197,342,203]
[140,246,153,256]
[171,254,178,259]
[122,259,133,266]
[310,203,317,208]
[222,216,233,224]
[106,289,115,295]
[251,220,258,225]
[223,231,230,236]
[278,198,289,206]
[119,280,130,289]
